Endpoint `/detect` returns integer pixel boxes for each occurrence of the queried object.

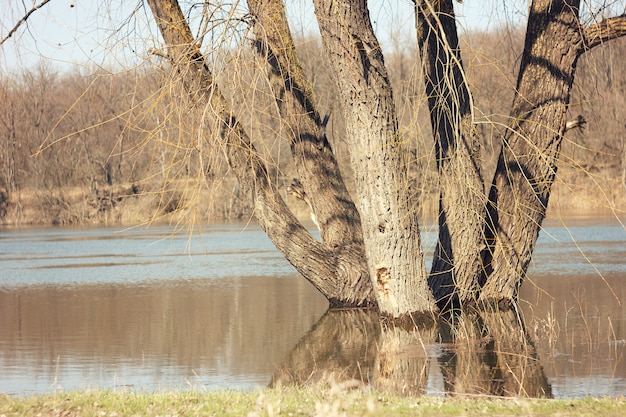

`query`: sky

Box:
[0,0,528,74]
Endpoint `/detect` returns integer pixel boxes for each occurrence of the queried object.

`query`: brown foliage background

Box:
[0,28,624,226]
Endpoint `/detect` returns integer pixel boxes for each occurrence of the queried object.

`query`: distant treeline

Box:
[1,29,624,225]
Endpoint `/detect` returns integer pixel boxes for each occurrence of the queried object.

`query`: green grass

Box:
[2,388,626,416]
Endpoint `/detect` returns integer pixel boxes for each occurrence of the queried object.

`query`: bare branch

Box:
[148,48,169,60]
[0,0,54,46]
[583,14,626,50]
[565,114,586,132]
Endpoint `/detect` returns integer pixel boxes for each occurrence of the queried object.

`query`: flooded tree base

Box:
[271,307,552,398]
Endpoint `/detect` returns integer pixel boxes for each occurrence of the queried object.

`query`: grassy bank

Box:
[2,388,626,417]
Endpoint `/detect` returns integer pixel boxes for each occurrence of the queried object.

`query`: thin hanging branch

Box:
[0,0,54,46]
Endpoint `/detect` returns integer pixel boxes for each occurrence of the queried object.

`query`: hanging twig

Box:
[0,0,54,46]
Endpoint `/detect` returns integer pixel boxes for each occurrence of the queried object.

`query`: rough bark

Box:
[248,0,366,251]
[479,6,626,303]
[415,0,486,308]
[146,0,626,313]
[480,0,585,303]
[145,0,373,307]
[583,14,626,50]
[312,0,437,317]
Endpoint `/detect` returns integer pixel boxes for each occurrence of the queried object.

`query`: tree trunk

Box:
[247,0,373,306]
[312,0,437,318]
[146,0,626,314]
[145,0,373,307]
[480,0,585,303]
[415,0,486,308]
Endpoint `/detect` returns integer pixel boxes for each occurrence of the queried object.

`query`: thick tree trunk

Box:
[481,4,626,303]
[480,0,584,303]
[146,0,626,313]
[145,0,373,307]
[312,0,437,318]
[248,0,366,251]
[415,0,486,308]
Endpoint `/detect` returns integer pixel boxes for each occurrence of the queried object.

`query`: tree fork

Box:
[313,0,437,317]
[145,0,374,308]
[415,0,487,309]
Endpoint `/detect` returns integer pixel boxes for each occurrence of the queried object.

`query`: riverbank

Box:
[2,388,626,416]
[0,167,623,227]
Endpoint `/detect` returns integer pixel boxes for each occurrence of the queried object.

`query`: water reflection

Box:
[520,271,626,397]
[0,277,328,394]
[271,309,551,398]
[1,219,625,397]
[438,309,551,397]
[271,309,381,388]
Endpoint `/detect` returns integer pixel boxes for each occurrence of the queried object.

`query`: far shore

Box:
[1,170,624,228]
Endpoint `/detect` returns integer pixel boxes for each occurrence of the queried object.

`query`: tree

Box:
[5,0,625,318]
[142,0,626,318]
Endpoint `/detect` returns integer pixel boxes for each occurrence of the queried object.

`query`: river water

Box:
[0,218,625,397]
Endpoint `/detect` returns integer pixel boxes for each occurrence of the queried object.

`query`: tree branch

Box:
[583,14,626,50]
[247,0,365,250]
[0,0,53,46]
[145,0,374,307]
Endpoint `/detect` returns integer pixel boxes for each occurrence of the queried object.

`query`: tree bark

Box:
[146,0,626,313]
[145,0,374,307]
[248,0,365,250]
[480,0,585,303]
[415,0,486,308]
[247,0,373,306]
[312,0,437,318]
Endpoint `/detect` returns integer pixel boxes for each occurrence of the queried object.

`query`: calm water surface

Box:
[0,218,625,397]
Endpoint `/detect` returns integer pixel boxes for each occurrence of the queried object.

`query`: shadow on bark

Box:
[271,308,551,398]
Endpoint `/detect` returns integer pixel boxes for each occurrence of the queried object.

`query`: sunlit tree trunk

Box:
[145,0,626,316]
[247,0,372,303]
[415,0,486,308]
[312,0,437,318]
[145,0,374,308]
[481,0,584,303]
[482,0,626,304]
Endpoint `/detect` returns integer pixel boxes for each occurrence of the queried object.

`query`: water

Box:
[0,219,625,397]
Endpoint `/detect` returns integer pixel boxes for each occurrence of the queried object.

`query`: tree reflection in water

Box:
[271,308,552,398]
[438,308,552,397]
[270,309,381,389]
